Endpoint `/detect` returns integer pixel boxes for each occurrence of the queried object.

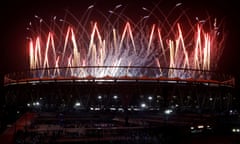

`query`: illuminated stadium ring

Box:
[4,66,234,87]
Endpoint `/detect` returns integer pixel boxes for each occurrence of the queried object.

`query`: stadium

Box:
[1,4,238,144]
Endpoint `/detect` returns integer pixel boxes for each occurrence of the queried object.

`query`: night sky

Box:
[0,0,239,86]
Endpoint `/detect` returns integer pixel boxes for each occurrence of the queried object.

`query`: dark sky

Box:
[0,0,239,86]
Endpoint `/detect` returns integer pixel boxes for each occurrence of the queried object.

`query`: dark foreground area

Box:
[1,110,240,144]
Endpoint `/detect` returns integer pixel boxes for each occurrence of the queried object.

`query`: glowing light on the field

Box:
[164,109,173,115]
[148,96,153,100]
[113,95,118,99]
[75,102,81,107]
[98,95,102,100]
[141,103,146,108]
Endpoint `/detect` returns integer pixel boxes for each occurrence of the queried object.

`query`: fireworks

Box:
[28,5,225,80]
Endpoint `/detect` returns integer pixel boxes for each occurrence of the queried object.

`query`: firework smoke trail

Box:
[28,5,225,80]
